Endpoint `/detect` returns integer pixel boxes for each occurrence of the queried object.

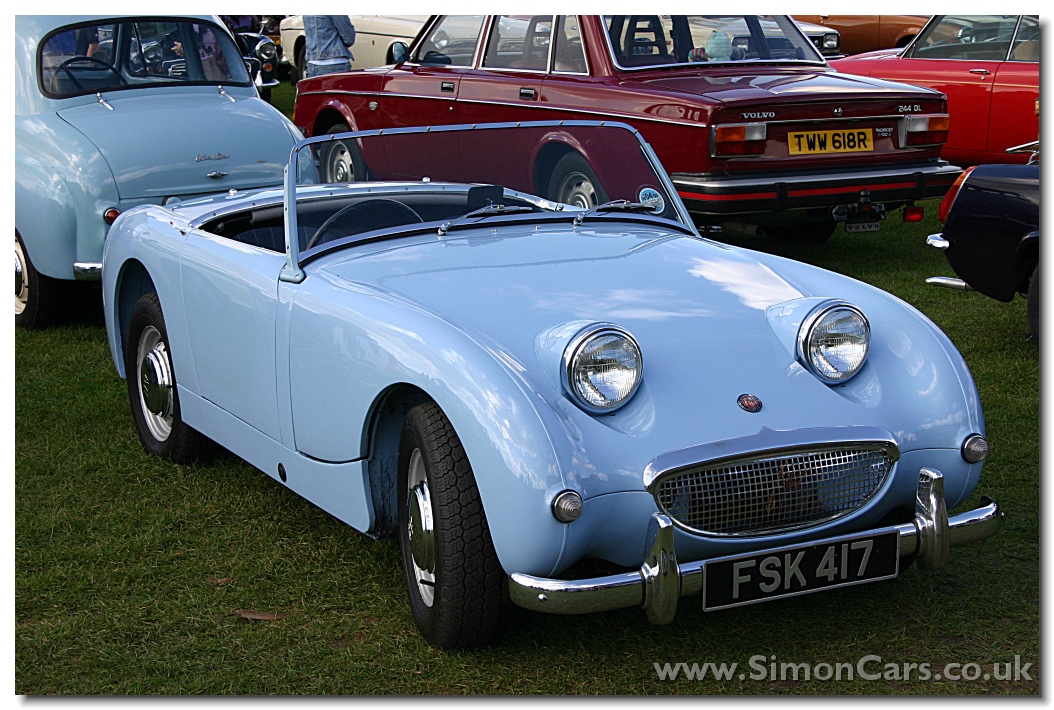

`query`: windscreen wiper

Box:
[437,204,533,236]
[571,200,656,226]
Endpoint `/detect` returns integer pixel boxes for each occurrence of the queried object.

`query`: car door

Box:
[870,15,1019,156]
[988,16,1039,160]
[380,15,485,181]
[180,229,286,442]
[458,15,552,125]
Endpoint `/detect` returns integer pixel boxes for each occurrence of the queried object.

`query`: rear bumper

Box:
[672,161,962,215]
[509,468,1001,623]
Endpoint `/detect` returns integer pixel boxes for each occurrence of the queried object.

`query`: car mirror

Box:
[391,42,409,64]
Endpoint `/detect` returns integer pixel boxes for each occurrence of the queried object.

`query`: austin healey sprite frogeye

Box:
[101,121,1001,648]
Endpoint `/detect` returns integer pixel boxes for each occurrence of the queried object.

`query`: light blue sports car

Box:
[101,122,1001,648]
[15,15,300,326]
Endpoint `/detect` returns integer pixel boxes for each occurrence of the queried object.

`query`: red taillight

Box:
[906,130,949,147]
[938,167,976,223]
[903,115,950,147]
[713,123,767,157]
[103,208,121,225]
[903,206,924,222]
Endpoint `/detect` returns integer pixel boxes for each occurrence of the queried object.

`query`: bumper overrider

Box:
[509,468,1001,623]
[672,162,963,215]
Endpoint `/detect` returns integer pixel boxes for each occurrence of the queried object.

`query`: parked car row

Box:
[16,13,1027,649]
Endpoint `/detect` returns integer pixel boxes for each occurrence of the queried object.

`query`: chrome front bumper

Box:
[509,468,1002,624]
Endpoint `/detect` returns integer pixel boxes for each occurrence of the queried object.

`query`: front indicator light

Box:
[552,490,583,523]
[962,434,989,463]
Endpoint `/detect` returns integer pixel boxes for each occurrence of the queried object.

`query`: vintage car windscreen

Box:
[290,122,689,261]
[603,15,824,69]
[39,18,250,98]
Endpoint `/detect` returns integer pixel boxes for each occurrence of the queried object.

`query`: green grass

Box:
[15,85,1038,693]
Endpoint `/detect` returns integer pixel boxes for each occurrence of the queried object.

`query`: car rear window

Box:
[39,18,250,98]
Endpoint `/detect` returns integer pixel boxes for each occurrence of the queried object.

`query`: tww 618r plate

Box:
[702,529,900,611]
[788,128,875,155]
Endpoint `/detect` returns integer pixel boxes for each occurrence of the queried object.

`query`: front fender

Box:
[15,114,120,279]
[288,270,571,576]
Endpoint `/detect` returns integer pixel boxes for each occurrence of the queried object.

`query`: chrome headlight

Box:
[797,301,870,384]
[563,324,643,413]
[257,40,277,60]
[823,33,840,50]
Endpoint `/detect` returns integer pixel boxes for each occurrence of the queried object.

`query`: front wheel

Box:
[15,233,62,328]
[319,122,369,183]
[125,292,216,463]
[397,402,503,648]
[547,152,608,209]
[1028,264,1040,345]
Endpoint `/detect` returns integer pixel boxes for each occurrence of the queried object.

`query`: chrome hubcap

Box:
[326,140,352,183]
[15,239,28,315]
[558,171,597,210]
[137,325,173,441]
[406,448,436,607]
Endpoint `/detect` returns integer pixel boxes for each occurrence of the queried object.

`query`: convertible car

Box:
[101,122,1001,648]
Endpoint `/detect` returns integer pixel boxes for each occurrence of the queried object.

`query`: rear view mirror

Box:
[390,42,409,64]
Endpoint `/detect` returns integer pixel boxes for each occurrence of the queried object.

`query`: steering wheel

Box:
[306,199,424,250]
[49,55,127,93]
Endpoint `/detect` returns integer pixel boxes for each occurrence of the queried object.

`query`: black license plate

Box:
[702,529,900,611]
[845,220,880,233]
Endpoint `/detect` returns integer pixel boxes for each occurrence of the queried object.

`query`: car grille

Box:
[654,446,894,536]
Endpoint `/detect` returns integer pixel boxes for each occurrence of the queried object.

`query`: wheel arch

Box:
[113,258,158,377]
[532,140,578,199]
[312,104,357,138]
[1015,231,1040,294]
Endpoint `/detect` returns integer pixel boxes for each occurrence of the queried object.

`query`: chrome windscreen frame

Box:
[643,425,901,537]
[279,119,700,283]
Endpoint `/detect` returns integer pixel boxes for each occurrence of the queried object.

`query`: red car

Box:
[831,15,1039,167]
[294,14,962,241]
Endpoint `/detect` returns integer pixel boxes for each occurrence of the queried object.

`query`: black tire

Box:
[15,232,63,328]
[1028,264,1040,344]
[547,152,608,209]
[259,87,272,103]
[293,42,306,84]
[397,402,503,648]
[319,122,369,183]
[766,220,838,243]
[125,292,216,463]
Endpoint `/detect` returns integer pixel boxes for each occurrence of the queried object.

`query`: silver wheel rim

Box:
[15,238,28,315]
[557,170,597,209]
[325,140,354,183]
[137,325,174,442]
[406,448,436,607]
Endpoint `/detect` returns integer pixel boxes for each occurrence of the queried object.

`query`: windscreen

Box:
[603,15,823,69]
[40,18,250,98]
[289,123,686,259]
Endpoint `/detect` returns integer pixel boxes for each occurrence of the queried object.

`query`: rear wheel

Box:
[15,233,63,328]
[1028,264,1040,344]
[293,42,306,84]
[397,402,503,648]
[125,292,216,463]
[766,220,838,243]
[319,122,369,183]
[547,152,608,209]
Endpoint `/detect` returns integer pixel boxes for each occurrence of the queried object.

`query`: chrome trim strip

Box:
[72,262,102,281]
[672,162,961,191]
[926,276,973,291]
[642,425,898,490]
[508,484,1002,620]
[457,96,708,128]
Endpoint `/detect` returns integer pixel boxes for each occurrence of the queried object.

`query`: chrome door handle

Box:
[207,171,228,179]
[440,81,455,93]
[969,68,991,75]
[519,87,536,100]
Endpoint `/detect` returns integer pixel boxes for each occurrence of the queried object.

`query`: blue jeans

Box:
[305,59,351,78]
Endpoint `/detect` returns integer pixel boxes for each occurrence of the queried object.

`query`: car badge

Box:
[738,394,762,413]
[833,107,843,117]
[196,153,230,162]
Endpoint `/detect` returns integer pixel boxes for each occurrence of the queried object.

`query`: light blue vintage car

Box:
[100,122,1001,648]
[15,14,301,326]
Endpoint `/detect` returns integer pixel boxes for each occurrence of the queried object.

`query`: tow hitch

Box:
[832,190,886,233]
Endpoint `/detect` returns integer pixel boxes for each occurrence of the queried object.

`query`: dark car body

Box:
[926,163,1039,337]
[233,30,279,100]
[293,14,961,236]
[831,15,1039,167]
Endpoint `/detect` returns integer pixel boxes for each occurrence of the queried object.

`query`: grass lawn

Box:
[15,82,1039,694]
